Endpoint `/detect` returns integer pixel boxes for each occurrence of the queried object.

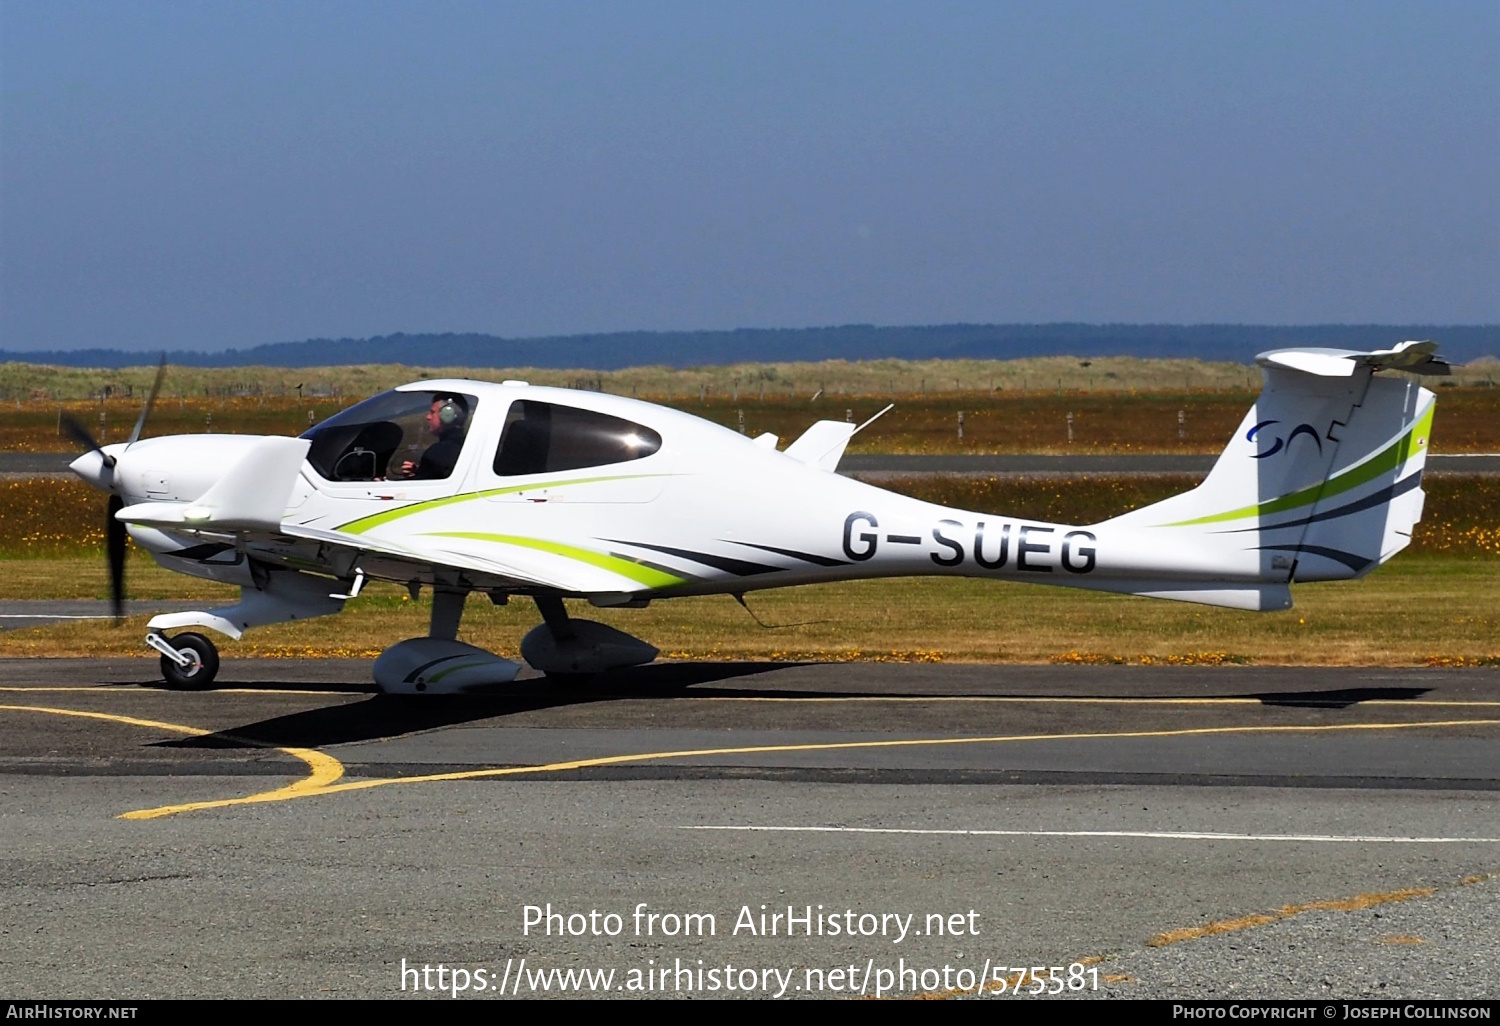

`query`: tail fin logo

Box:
[1247,420,1323,459]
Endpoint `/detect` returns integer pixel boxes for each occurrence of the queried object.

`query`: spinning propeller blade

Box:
[126,355,167,446]
[60,414,115,468]
[59,361,163,624]
[106,494,126,623]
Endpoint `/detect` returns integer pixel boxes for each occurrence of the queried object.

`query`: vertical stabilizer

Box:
[1103,344,1439,583]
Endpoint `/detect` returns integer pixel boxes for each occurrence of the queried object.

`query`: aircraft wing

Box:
[274,521,629,594]
[110,433,642,594]
[116,505,615,593]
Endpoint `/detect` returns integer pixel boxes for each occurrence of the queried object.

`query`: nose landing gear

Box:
[146,631,221,690]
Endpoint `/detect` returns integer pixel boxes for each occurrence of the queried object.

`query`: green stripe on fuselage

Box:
[1160,402,1434,528]
[423,532,687,590]
[426,659,492,684]
[335,473,668,534]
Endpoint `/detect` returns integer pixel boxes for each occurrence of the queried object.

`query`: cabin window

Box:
[493,401,661,476]
[301,389,478,481]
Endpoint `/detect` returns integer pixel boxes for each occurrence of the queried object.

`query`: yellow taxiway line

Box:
[3,685,1498,708]
[124,717,1500,819]
[911,873,1498,998]
[1,701,1495,821]
[0,704,344,819]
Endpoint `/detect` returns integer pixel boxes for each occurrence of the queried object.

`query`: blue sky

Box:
[2,1,1496,351]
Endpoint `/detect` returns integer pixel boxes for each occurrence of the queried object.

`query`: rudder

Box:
[1104,342,1443,583]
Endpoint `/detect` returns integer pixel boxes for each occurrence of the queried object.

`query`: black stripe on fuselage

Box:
[604,550,705,582]
[727,541,850,567]
[604,540,784,577]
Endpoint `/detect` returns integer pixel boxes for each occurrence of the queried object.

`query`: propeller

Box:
[107,495,126,622]
[61,357,169,625]
[126,356,167,445]
[59,414,116,470]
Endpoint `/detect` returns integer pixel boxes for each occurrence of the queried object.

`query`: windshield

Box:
[301,389,478,481]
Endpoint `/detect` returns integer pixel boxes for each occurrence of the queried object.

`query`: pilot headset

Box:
[435,397,467,426]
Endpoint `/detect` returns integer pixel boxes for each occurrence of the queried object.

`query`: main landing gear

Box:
[146,631,221,690]
[373,590,660,692]
[138,583,662,694]
[520,595,658,679]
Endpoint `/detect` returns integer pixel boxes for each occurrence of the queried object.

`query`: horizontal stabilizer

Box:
[1257,340,1449,378]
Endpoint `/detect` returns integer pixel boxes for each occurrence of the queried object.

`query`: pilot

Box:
[400,395,468,479]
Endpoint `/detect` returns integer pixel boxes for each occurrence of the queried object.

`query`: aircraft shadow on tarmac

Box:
[1237,687,1430,708]
[139,661,1438,751]
[149,661,805,749]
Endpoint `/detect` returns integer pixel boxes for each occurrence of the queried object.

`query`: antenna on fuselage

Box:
[850,403,894,438]
[731,592,828,630]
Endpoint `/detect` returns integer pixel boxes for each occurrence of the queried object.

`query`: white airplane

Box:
[65,342,1446,693]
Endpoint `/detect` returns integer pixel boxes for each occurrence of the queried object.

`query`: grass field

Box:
[6,368,1500,455]
[6,474,1496,559]
[5,352,1499,402]
[0,555,1494,666]
[1,472,1495,666]
[6,354,1493,666]
[0,355,1307,403]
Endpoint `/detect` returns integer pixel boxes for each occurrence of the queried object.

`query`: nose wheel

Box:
[147,631,221,690]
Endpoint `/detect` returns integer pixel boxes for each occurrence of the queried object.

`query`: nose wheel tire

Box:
[159,632,220,690]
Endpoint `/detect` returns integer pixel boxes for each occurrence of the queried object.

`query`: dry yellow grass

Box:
[2,556,1495,666]
[9,380,1500,454]
[7,475,1497,558]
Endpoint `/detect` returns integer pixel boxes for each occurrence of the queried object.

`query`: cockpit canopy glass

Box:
[301,389,478,482]
[493,400,662,476]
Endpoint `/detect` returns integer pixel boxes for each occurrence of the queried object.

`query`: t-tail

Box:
[1090,341,1445,610]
